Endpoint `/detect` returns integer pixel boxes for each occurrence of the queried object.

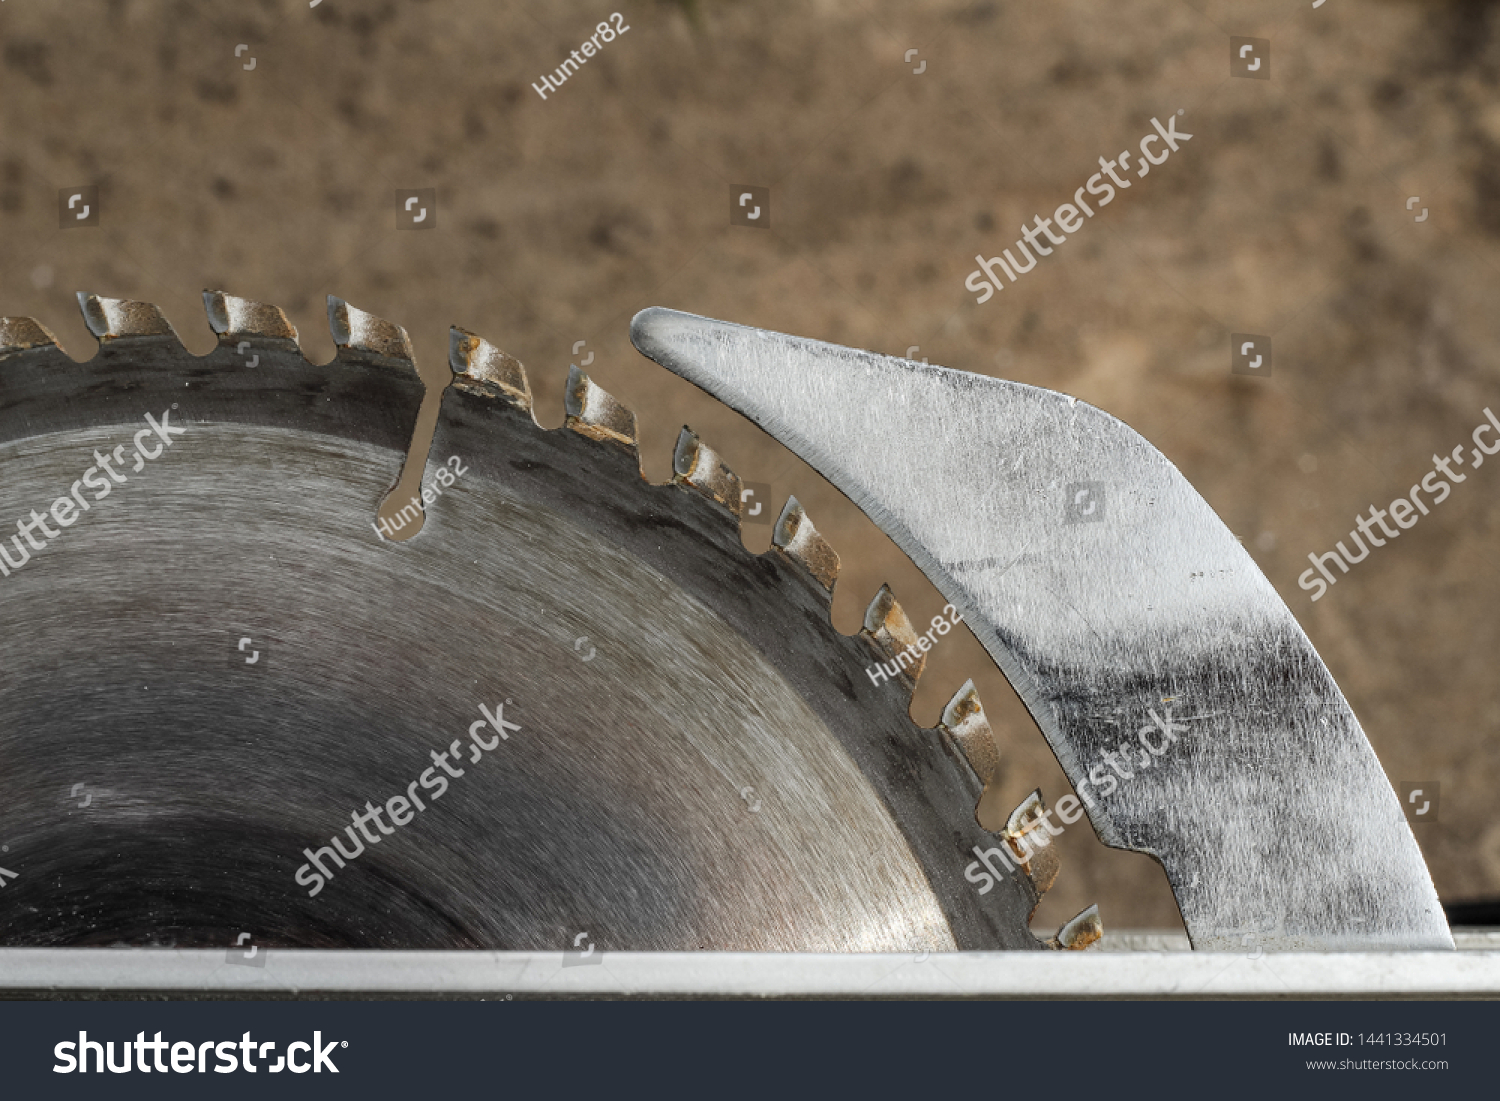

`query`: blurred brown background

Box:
[2,0,1497,933]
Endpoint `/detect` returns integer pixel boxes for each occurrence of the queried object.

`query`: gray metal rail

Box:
[2,942,1497,998]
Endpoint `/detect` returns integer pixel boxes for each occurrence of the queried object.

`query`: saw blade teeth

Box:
[861,584,926,686]
[1003,788,1062,898]
[1004,788,1048,837]
[564,365,639,451]
[1050,904,1103,951]
[448,326,533,412]
[76,292,177,342]
[327,295,416,364]
[770,496,842,592]
[938,679,1001,791]
[0,316,61,357]
[672,426,744,516]
[202,289,299,342]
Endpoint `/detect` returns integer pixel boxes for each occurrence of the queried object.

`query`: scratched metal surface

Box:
[631,307,1454,951]
[0,315,1043,951]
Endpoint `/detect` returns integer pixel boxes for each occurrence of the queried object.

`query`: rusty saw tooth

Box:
[937,678,1001,804]
[861,584,926,690]
[203,289,299,348]
[0,315,60,359]
[564,364,639,455]
[672,426,744,519]
[327,295,418,372]
[770,496,841,595]
[448,326,533,413]
[76,292,177,343]
[1048,904,1104,951]
[935,690,1088,949]
[1002,788,1062,900]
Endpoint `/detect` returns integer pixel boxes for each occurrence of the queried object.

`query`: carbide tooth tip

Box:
[939,679,1000,788]
[1002,787,1061,897]
[564,365,639,450]
[203,290,298,342]
[448,327,473,371]
[771,497,841,592]
[76,293,176,341]
[1004,789,1046,837]
[941,678,981,730]
[327,295,415,363]
[862,584,925,685]
[0,316,60,355]
[672,427,744,516]
[672,426,702,478]
[1054,904,1103,951]
[448,326,532,411]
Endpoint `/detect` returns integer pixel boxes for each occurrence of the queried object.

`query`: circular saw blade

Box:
[0,292,1094,954]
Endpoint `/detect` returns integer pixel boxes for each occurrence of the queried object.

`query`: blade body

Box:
[0,296,1047,952]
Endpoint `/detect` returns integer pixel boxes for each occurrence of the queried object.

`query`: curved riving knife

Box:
[630,308,1452,951]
